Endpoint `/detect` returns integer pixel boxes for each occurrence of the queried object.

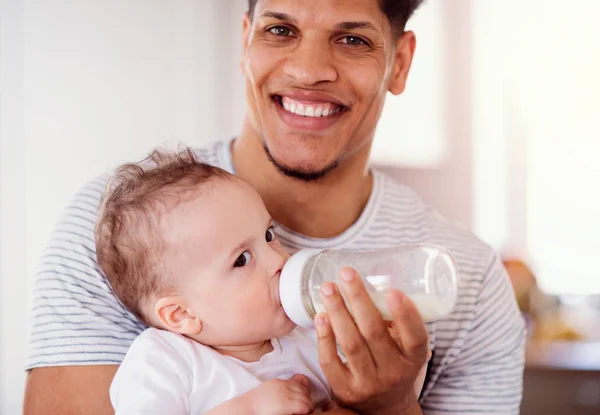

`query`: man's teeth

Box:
[281,96,342,117]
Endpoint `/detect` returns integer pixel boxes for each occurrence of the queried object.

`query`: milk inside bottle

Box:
[279,244,459,327]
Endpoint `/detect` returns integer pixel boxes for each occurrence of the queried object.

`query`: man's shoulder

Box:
[375,171,496,276]
[75,140,230,203]
[373,172,525,410]
[192,139,231,170]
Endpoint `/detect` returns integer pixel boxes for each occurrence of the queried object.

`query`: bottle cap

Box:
[279,248,322,328]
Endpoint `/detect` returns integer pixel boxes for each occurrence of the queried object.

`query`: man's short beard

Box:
[263,144,339,182]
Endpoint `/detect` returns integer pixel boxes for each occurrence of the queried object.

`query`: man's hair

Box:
[95,148,231,325]
[247,0,424,36]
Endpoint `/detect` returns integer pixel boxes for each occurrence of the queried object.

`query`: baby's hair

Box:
[95,147,232,325]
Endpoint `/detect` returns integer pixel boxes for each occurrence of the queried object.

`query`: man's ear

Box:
[240,12,253,75]
[154,296,202,335]
[388,31,417,96]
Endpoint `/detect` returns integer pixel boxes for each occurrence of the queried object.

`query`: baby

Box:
[96,148,426,414]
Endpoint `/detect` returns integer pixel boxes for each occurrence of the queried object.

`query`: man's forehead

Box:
[254,0,387,28]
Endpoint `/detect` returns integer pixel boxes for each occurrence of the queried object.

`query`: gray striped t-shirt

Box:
[27,139,526,414]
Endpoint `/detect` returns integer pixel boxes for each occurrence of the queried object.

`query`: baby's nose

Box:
[267,247,288,275]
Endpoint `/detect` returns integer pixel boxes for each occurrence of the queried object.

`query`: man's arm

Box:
[24,176,144,415]
[24,366,117,415]
[419,255,526,414]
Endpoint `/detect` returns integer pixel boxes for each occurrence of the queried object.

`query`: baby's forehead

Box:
[166,177,261,220]
[158,178,267,256]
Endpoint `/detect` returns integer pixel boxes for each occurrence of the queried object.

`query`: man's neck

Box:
[232,132,373,239]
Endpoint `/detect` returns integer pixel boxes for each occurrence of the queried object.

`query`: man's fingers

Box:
[314,312,351,387]
[319,282,375,378]
[386,290,430,363]
[338,267,399,369]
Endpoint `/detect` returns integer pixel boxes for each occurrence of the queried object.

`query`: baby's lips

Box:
[274,270,282,306]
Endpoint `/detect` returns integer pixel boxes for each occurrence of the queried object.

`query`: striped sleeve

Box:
[421,255,526,414]
[26,176,145,370]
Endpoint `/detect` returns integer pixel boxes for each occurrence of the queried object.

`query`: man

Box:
[24,0,526,414]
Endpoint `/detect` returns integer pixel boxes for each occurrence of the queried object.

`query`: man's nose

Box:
[282,36,338,86]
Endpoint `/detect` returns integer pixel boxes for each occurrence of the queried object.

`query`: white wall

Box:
[1,0,242,412]
[379,0,474,227]
[472,0,600,295]
[1,0,27,413]
[22,0,233,279]
[372,0,450,168]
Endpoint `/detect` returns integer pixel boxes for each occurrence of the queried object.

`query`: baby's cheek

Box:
[237,293,270,317]
[276,242,291,260]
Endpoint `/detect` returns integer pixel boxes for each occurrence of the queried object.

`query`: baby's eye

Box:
[234,251,252,268]
[266,226,276,242]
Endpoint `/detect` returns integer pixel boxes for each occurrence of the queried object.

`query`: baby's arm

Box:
[206,375,314,415]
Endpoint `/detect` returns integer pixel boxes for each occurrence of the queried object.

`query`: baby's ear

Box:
[154,296,202,335]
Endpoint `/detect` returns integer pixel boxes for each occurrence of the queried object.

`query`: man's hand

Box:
[242,374,314,415]
[24,365,118,415]
[315,268,429,415]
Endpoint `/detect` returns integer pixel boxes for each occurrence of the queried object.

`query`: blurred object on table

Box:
[504,257,537,312]
[502,255,587,343]
[504,256,600,413]
[532,313,586,342]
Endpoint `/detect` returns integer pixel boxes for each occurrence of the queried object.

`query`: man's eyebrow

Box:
[259,11,380,34]
[335,21,380,33]
[260,11,299,25]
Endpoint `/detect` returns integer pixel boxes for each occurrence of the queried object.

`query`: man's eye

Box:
[339,36,368,47]
[269,26,292,37]
[234,251,252,268]
[266,226,276,242]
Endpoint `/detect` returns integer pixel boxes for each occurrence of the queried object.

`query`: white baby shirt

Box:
[110,327,332,414]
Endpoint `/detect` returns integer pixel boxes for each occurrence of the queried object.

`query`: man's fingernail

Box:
[339,268,354,282]
[321,283,335,297]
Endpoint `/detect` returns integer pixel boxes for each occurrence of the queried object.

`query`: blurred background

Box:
[1,0,599,413]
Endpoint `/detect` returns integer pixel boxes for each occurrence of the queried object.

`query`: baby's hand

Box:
[245,374,314,415]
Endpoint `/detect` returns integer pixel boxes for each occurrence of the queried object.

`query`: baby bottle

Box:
[279,244,459,328]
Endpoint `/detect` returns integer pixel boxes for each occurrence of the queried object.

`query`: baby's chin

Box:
[269,315,297,338]
[231,313,297,343]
